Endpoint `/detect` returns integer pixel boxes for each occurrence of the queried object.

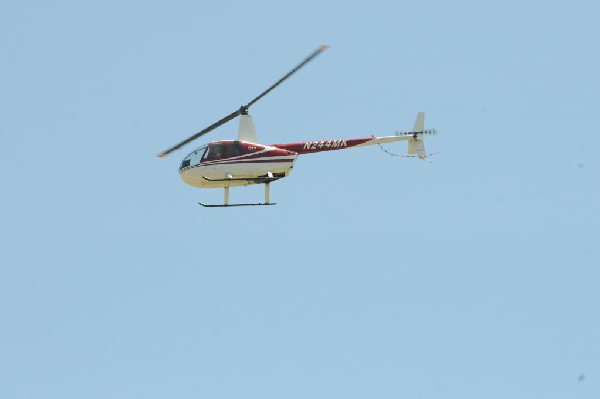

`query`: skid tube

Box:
[199,202,276,208]
[199,180,276,208]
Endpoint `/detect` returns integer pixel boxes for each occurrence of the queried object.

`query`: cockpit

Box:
[205,141,242,159]
[179,141,245,171]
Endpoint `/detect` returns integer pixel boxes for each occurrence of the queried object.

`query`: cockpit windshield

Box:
[180,146,207,170]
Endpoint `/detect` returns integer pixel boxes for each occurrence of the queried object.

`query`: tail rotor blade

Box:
[395,128,438,137]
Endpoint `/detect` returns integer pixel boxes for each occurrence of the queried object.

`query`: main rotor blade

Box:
[157,45,329,158]
[157,108,242,158]
[244,44,329,110]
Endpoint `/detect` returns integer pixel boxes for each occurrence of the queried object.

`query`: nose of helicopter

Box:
[179,164,202,187]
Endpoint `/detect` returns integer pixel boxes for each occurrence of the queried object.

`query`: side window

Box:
[206,144,224,159]
[226,141,242,158]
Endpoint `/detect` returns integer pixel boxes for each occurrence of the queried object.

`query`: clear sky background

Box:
[1,0,599,398]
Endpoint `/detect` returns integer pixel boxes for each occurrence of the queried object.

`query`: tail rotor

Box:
[381,112,439,160]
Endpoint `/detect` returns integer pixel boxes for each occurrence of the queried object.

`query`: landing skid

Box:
[199,202,276,208]
[200,173,279,208]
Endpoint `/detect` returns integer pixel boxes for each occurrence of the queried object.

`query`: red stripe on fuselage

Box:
[271,137,373,154]
[205,158,295,165]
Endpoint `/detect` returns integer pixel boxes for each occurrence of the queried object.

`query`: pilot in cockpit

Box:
[207,144,224,159]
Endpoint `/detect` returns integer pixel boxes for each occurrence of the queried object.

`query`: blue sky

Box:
[1,0,599,398]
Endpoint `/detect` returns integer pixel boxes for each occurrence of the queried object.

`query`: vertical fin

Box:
[408,139,427,158]
[408,112,427,158]
[412,112,425,133]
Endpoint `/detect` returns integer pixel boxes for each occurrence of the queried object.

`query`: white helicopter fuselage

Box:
[179,141,297,188]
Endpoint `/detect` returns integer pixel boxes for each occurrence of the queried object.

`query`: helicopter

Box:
[157,45,436,207]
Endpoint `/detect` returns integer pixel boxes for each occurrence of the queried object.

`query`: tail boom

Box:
[271,112,432,159]
[271,136,411,155]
